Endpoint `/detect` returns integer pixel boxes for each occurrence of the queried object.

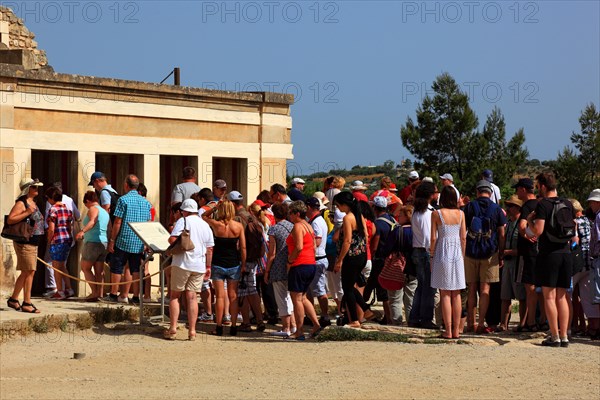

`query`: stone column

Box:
[76,151,95,296]
[143,154,160,293]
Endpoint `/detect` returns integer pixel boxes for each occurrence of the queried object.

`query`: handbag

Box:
[166,217,195,255]
[1,199,35,242]
[378,251,406,291]
[571,243,585,276]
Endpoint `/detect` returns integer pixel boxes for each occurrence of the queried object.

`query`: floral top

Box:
[576,215,591,270]
[267,220,294,282]
[337,229,366,258]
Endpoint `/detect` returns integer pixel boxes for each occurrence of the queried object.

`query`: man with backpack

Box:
[526,172,576,347]
[89,171,119,220]
[464,180,507,334]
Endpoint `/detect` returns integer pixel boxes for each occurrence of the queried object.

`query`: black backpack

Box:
[545,198,576,244]
[101,188,120,221]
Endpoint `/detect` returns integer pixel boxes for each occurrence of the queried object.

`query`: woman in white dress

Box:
[430,185,467,339]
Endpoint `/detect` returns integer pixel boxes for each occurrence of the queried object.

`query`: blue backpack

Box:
[466,200,496,259]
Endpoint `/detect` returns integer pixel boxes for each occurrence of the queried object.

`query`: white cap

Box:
[422,177,434,183]
[181,199,198,213]
[291,177,305,185]
[408,171,419,179]
[373,196,388,208]
[228,191,243,201]
[440,173,454,182]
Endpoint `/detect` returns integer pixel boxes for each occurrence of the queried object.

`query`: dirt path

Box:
[1,323,599,400]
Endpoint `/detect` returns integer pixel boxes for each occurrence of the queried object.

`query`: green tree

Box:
[401,74,529,196]
[477,107,529,198]
[401,73,479,184]
[553,103,600,200]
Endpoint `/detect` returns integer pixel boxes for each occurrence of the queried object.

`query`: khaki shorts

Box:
[170,266,204,292]
[465,254,500,283]
[14,242,38,271]
[82,242,108,263]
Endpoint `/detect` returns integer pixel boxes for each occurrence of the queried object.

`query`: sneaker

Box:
[99,294,118,303]
[198,312,213,322]
[50,291,66,300]
[223,314,231,325]
[541,337,561,347]
[270,330,291,337]
[560,338,569,348]
[130,296,140,306]
[65,288,75,298]
[42,288,58,298]
[117,296,129,304]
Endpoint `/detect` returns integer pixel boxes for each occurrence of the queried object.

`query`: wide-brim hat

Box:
[350,180,368,191]
[181,199,199,213]
[504,195,523,208]
[19,178,43,198]
[587,189,600,202]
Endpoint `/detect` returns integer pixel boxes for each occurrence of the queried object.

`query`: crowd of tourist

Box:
[4,167,600,347]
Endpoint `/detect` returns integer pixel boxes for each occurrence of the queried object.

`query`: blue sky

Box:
[8,0,599,175]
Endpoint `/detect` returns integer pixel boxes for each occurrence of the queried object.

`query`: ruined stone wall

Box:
[0,6,48,68]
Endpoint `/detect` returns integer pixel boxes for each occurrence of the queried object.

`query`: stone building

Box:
[0,7,294,294]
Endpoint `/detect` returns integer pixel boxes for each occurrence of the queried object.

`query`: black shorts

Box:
[535,253,572,289]
[519,255,537,285]
[288,264,316,293]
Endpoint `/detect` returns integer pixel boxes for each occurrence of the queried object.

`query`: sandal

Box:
[239,323,253,333]
[7,297,21,311]
[188,331,197,341]
[256,322,266,332]
[163,330,177,340]
[21,302,40,314]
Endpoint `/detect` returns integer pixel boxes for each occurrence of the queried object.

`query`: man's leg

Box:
[478,282,491,328]
[542,286,559,338]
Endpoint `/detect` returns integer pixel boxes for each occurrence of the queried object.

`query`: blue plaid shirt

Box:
[114,190,151,254]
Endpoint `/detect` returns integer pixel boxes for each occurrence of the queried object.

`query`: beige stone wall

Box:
[0,6,48,68]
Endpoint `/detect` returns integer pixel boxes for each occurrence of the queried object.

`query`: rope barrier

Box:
[37,257,172,286]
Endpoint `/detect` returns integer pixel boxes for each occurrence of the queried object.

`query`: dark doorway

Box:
[159,155,198,226]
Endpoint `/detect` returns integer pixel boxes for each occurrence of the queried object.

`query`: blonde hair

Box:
[249,203,269,227]
[332,176,346,190]
[399,205,414,222]
[570,198,583,213]
[217,199,236,222]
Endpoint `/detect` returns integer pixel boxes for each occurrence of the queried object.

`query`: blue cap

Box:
[88,171,106,186]
[482,169,493,182]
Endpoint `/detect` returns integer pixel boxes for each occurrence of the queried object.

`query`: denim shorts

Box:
[110,247,142,274]
[212,264,241,281]
[49,242,71,262]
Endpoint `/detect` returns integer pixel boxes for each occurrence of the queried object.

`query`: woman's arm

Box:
[264,234,277,283]
[430,211,439,257]
[287,224,303,265]
[237,222,247,272]
[460,211,467,257]
[7,200,31,225]
[334,215,354,271]
[47,219,55,246]
[76,206,98,240]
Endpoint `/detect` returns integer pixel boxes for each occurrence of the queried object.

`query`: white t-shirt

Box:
[412,206,434,249]
[170,215,214,273]
[490,182,502,204]
[310,215,328,257]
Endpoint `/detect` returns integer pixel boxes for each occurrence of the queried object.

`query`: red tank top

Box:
[286,223,316,266]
